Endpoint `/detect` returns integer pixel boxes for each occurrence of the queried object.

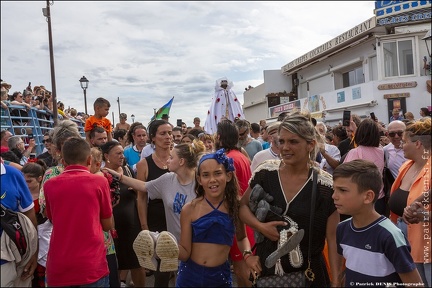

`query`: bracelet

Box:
[243,249,253,260]
[244,253,252,261]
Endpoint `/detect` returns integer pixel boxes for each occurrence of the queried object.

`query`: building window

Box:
[342,66,364,88]
[383,39,414,77]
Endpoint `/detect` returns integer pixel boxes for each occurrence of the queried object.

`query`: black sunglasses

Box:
[388,131,403,137]
[42,139,52,143]
[239,130,248,137]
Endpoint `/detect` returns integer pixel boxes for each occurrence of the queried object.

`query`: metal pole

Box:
[83,88,88,115]
[117,97,121,119]
[46,0,58,125]
[112,112,115,127]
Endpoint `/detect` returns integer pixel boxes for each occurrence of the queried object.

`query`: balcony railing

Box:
[1,105,85,155]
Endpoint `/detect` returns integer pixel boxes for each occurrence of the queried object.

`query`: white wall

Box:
[243,83,267,123]
[263,70,292,94]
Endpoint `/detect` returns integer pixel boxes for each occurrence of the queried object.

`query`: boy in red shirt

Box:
[85,97,113,143]
[43,137,114,286]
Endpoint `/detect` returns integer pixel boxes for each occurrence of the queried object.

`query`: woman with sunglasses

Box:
[389,118,431,287]
[38,132,56,168]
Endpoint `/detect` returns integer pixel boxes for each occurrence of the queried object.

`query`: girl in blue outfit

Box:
[176,149,260,287]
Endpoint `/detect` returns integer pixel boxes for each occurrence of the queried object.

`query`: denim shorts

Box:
[176,258,232,287]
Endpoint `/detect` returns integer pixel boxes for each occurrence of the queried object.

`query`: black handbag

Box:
[0,204,28,256]
[255,169,318,287]
[383,150,395,217]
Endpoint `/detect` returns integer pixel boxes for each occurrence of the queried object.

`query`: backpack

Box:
[0,204,28,256]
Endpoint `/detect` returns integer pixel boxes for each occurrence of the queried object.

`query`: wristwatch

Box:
[242,249,253,258]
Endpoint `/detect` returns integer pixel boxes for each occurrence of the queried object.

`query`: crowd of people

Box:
[1,78,431,288]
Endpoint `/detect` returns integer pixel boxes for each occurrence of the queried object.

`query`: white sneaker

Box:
[155,231,179,272]
[133,230,159,271]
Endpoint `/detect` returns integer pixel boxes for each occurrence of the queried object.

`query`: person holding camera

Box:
[7,135,36,166]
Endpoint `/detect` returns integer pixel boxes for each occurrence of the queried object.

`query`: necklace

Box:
[153,153,168,170]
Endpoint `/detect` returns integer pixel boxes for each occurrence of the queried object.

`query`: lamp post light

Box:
[131,114,135,123]
[79,76,89,115]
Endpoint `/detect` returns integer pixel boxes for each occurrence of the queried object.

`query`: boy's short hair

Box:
[90,147,103,163]
[90,126,106,139]
[333,159,382,202]
[62,137,91,165]
[93,97,111,109]
[113,129,127,141]
[250,123,261,134]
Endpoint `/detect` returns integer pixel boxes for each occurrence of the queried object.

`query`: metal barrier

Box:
[1,105,85,155]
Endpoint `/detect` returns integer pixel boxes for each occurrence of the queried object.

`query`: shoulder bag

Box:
[382,150,395,217]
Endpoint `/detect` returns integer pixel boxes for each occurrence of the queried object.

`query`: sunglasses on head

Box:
[388,131,403,137]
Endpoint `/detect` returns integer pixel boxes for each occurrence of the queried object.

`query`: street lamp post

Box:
[79,76,89,115]
[131,114,135,123]
[42,1,58,125]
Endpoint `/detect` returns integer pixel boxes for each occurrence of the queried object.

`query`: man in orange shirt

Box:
[85,97,112,144]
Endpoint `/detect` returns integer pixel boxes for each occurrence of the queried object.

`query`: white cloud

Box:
[1,1,375,126]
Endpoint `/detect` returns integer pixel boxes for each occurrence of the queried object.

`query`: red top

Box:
[227,149,251,196]
[44,165,112,286]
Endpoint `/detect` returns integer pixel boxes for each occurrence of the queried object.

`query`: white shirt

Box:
[250,146,280,172]
[319,144,341,175]
[383,143,406,179]
[140,144,155,160]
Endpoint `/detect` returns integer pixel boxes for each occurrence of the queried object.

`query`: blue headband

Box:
[198,148,235,172]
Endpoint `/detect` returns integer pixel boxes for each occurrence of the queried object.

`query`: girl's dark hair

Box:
[148,120,169,142]
[195,159,240,226]
[21,160,48,179]
[127,122,146,145]
[114,129,128,142]
[181,134,196,143]
[332,125,348,140]
[100,141,122,161]
[216,120,240,151]
[420,107,431,117]
[354,118,380,147]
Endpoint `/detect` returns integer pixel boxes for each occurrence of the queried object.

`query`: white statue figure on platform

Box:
[204,77,245,134]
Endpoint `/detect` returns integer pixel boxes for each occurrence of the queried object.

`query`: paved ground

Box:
[126,270,239,287]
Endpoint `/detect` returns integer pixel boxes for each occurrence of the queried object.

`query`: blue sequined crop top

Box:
[191,198,235,246]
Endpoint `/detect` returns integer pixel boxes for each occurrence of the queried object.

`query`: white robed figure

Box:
[204,77,245,134]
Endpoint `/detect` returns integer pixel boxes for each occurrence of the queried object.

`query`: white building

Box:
[243,1,431,127]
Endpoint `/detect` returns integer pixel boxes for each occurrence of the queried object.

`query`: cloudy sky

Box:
[1,1,376,126]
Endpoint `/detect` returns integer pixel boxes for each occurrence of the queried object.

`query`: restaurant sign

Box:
[378,81,417,90]
[282,17,375,74]
[383,92,410,99]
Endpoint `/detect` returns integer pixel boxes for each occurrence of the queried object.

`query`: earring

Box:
[106,159,110,163]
